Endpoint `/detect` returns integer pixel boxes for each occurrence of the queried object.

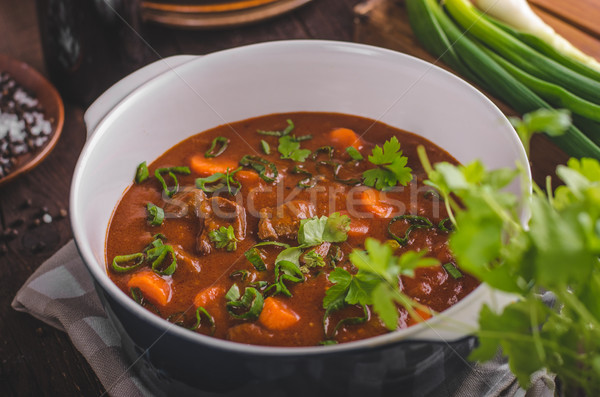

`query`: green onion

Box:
[346,146,363,160]
[204,136,229,158]
[260,139,271,155]
[443,263,463,279]
[319,340,338,345]
[226,286,264,320]
[146,203,164,226]
[195,167,241,195]
[249,281,268,289]
[388,215,434,245]
[166,312,186,326]
[135,161,149,184]
[407,0,600,159]
[264,260,305,297]
[326,304,369,339]
[296,134,312,141]
[291,166,316,188]
[112,253,144,273]
[311,146,334,160]
[230,269,250,281]
[155,166,191,198]
[225,283,241,301]
[438,217,454,232]
[130,287,144,305]
[239,155,279,183]
[244,247,266,271]
[252,241,291,249]
[444,0,600,105]
[146,243,177,276]
[257,119,294,137]
[189,306,216,335]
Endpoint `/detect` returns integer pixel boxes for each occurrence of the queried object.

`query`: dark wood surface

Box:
[0,0,598,395]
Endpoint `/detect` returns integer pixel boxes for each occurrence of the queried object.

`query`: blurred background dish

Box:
[141,0,314,28]
[0,54,64,186]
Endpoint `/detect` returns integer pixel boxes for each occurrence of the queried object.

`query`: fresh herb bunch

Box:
[416,110,600,394]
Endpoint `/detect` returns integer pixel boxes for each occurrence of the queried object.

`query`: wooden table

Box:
[0,0,597,395]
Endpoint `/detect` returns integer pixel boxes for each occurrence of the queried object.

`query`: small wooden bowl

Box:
[0,54,64,186]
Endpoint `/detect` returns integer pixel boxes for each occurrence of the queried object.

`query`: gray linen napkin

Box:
[12,240,555,397]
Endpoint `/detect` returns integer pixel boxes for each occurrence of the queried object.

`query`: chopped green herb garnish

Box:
[345,238,438,329]
[298,212,351,247]
[189,306,216,335]
[112,253,144,273]
[225,284,241,301]
[135,161,149,183]
[155,166,191,197]
[145,238,177,276]
[230,269,250,281]
[442,263,463,279]
[291,166,316,188]
[346,146,364,160]
[209,225,238,252]
[304,250,326,268]
[195,167,241,195]
[239,155,278,183]
[387,215,434,246]
[204,136,230,158]
[244,247,266,271]
[278,135,311,162]
[264,260,305,297]
[260,139,271,155]
[226,286,264,320]
[295,134,313,141]
[146,203,164,226]
[311,146,334,160]
[257,119,295,137]
[363,136,413,191]
[509,109,571,155]
[438,217,454,232]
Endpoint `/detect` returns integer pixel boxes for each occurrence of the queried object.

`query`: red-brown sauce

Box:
[106,112,479,347]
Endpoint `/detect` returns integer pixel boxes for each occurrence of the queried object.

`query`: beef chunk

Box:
[163,189,207,219]
[197,196,247,254]
[258,200,316,240]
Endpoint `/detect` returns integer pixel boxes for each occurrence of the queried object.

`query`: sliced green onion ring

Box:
[244,247,266,271]
[260,139,271,155]
[311,146,334,161]
[112,253,144,273]
[195,167,241,195]
[443,263,463,279]
[146,244,177,276]
[438,218,454,232]
[388,215,434,245]
[190,306,216,335]
[345,146,363,160]
[291,166,316,188]
[205,136,229,158]
[226,286,264,320]
[239,155,278,183]
[130,287,144,305]
[230,269,250,281]
[264,260,305,297]
[146,203,165,226]
[135,161,149,183]
[155,166,191,198]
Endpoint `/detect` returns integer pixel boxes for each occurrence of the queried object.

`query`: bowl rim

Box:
[0,54,65,186]
[71,39,530,356]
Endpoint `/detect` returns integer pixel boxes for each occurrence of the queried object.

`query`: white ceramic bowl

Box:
[71,40,529,395]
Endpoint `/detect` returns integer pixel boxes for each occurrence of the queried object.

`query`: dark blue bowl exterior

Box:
[97,283,476,397]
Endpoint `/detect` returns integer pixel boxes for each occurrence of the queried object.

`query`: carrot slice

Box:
[193,286,225,308]
[359,189,395,218]
[190,155,238,176]
[407,306,433,326]
[258,297,300,331]
[235,170,261,185]
[127,271,172,306]
[329,127,363,150]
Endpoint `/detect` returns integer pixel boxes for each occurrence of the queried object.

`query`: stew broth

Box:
[106,112,479,347]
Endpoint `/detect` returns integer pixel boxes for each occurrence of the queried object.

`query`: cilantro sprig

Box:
[363,136,413,191]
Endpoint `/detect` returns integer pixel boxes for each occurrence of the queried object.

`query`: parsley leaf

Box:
[278,135,311,162]
[208,225,238,251]
[510,109,570,155]
[363,136,413,191]
[298,212,351,246]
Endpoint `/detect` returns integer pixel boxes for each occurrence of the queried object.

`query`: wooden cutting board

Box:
[352,0,600,185]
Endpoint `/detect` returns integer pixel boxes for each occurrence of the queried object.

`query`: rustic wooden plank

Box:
[530,0,600,39]
[532,4,600,61]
